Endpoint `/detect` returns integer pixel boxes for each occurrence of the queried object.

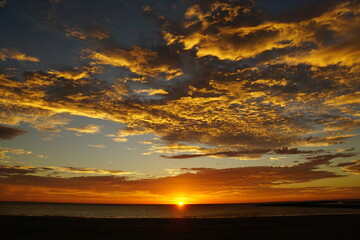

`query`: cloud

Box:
[64,24,110,40]
[162,0,360,68]
[339,160,360,175]
[31,115,71,133]
[0,0,358,162]
[111,138,128,142]
[0,125,27,140]
[106,128,149,143]
[296,135,358,147]
[0,164,134,176]
[325,92,360,106]
[47,66,101,81]
[53,166,134,175]
[337,148,355,152]
[0,147,32,159]
[0,165,37,175]
[161,148,270,160]
[304,153,358,168]
[154,144,322,160]
[0,48,40,62]
[88,144,106,148]
[1,62,358,158]
[147,142,268,159]
[85,46,182,81]
[135,88,169,96]
[270,157,286,161]
[273,148,323,155]
[66,124,102,134]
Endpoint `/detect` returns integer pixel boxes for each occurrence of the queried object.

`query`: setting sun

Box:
[178,201,184,207]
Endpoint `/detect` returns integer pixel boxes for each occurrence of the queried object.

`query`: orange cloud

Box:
[0,152,358,203]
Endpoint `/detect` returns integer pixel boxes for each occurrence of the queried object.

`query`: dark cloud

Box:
[161,153,205,159]
[0,165,133,177]
[336,162,354,167]
[0,165,37,175]
[0,125,27,140]
[304,153,358,168]
[161,148,270,159]
[161,147,326,160]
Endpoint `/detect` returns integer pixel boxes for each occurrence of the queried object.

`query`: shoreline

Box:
[1,214,359,240]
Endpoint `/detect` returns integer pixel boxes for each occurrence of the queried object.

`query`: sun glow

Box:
[178,201,184,206]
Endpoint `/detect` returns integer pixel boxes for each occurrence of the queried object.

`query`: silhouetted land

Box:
[257,199,360,209]
[1,214,359,240]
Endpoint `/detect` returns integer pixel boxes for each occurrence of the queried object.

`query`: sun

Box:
[178,201,184,206]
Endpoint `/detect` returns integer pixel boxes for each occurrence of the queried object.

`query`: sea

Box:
[1,201,360,218]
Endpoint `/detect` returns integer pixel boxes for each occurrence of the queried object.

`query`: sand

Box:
[1,214,359,240]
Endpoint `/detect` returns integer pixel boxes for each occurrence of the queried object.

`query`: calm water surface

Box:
[0,202,359,218]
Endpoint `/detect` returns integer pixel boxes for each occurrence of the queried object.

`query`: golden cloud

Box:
[0,147,32,159]
[164,0,359,69]
[86,47,182,81]
[0,48,40,62]
[135,88,169,96]
[66,124,102,134]
[340,160,360,175]
[88,144,106,148]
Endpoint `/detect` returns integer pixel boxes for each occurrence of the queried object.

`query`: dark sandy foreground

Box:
[1,214,359,240]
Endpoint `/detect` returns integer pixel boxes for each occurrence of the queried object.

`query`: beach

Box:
[1,214,359,240]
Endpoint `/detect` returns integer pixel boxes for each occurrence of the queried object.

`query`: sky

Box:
[0,0,359,204]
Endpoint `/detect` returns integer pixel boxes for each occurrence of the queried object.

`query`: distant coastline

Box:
[257,199,360,209]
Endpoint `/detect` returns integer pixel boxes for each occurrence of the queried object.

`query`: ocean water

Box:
[0,202,359,218]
